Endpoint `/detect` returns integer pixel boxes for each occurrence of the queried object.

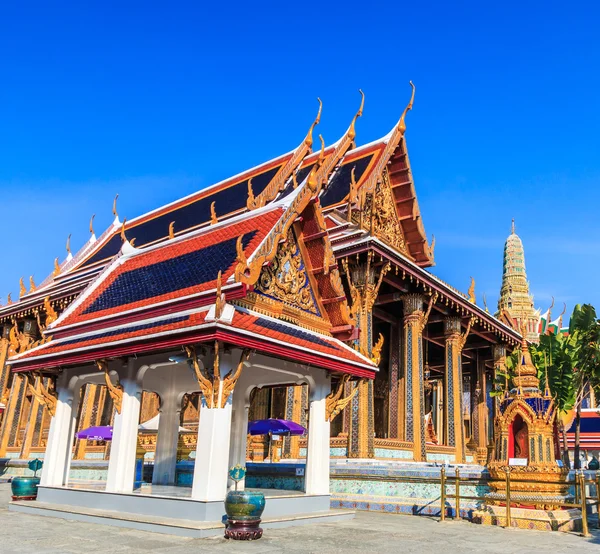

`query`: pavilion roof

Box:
[10,304,377,377]
[1,89,433,322]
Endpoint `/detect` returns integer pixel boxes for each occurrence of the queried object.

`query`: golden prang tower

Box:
[496,220,540,343]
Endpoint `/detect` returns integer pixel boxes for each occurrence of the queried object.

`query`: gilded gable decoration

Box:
[255,229,318,315]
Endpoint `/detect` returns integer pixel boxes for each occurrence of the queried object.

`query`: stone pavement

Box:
[1,484,599,553]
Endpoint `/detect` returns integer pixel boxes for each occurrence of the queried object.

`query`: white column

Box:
[40,378,79,487]
[228,388,250,490]
[191,397,233,501]
[152,395,181,486]
[305,372,331,496]
[106,360,142,493]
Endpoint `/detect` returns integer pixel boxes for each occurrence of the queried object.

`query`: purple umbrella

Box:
[76,426,113,441]
[248,419,306,436]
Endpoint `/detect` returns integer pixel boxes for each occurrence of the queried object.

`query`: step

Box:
[9,500,354,538]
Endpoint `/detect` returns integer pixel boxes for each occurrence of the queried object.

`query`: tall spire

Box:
[496,220,539,342]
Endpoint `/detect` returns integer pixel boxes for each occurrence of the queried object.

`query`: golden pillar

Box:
[403,293,436,461]
[283,385,306,459]
[74,384,99,460]
[0,327,11,411]
[343,254,389,459]
[474,355,489,463]
[19,376,42,459]
[444,316,472,464]
[388,323,404,440]
[0,374,26,455]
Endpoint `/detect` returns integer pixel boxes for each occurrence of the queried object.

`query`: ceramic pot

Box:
[11,476,40,500]
[224,489,265,540]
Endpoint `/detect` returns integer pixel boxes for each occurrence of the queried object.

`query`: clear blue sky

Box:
[1,2,598,317]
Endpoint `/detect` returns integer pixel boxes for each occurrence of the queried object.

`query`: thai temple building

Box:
[0,85,539,530]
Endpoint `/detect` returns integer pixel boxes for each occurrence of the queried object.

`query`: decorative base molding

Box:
[473,505,582,533]
[224,518,263,540]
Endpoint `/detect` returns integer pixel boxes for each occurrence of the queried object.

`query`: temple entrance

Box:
[510,414,529,460]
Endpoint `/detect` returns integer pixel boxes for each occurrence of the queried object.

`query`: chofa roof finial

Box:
[397,81,416,135]
[304,98,323,150]
[347,89,365,142]
[112,194,120,225]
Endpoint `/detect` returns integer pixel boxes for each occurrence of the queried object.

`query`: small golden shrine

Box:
[487,327,568,501]
[475,327,578,532]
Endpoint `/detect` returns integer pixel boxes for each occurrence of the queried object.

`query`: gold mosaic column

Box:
[444,317,472,464]
[474,355,489,463]
[344,255,389,459]
[19,376,42,459]
[0,374,26,455]
[403,293,435,462]
[74,384,98,460]
[283,385,305,459]
[0,327,11,413]
[388,324,403,439]
[491,344,507,460]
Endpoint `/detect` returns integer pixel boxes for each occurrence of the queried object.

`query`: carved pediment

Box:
[254,229,320,316]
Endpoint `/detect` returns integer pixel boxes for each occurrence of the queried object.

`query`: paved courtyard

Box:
[1,483,599,553]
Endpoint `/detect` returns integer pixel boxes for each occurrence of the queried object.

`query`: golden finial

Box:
[511,218,515,234]
[247,177,255,207]
[468,277,475,303]
[236,235,247,266]
[89,214,95,236]
[53,257,61,277]
[397,81,416,135]
[348,89,365,142]
[483,292,490,313]
[113,194,119,218]
[7,293,12,305]
[19,278,26,298]
[304,97,323,149]
[168,221,175,240]
[66,234,72,255]
[215,270,224,319]
[120,218,128,242]
[210,201,218,225]
[29,276,36,293]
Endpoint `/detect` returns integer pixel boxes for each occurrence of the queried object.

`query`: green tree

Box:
[569,304,600,469]
[532,304,600,469]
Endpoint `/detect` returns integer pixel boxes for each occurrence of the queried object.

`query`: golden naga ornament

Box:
[19,277,26,298]
[185,343,251,409]
[120,219,128,242]
[371,333,384,365]
[95,359,123,414]
[468,277,476,303]
[89,214,95,236]
[29,275,36,293]
[325,374,358,422]
[66,233,72,255]
[53,257,61,277]
[27,374,58,417]
[214,270,225,319]
[44,296,58,327]
[210,201,218,225]
[6,293,12,305]
[168,221,176,240]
